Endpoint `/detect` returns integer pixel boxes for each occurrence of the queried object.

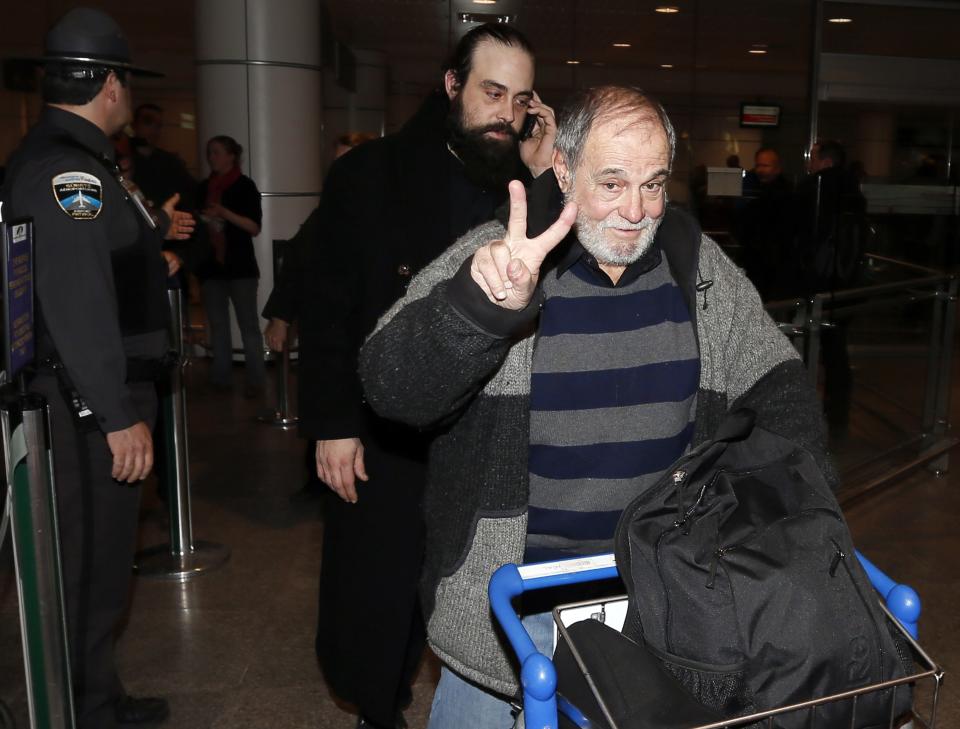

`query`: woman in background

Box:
[197,135,266,398]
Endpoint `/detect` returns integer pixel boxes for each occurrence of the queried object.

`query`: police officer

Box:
[1,8,193,728]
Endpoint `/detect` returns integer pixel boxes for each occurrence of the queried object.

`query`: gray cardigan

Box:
[359,207,833,695]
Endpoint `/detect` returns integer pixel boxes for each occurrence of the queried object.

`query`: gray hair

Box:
[555,86,676,176]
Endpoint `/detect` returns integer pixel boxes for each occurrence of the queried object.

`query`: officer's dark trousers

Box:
[315,438,426,727]
[34,375,157,729]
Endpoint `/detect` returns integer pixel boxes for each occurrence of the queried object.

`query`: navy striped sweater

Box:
[525,248,699,561]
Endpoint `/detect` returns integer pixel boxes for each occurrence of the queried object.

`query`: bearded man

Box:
[358,86,833,727]
[296,23,555,729]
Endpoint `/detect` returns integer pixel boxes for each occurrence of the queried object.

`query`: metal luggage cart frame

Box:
[489,552,944,729]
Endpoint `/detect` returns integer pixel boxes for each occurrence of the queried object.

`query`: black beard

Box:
[446,95,522,190]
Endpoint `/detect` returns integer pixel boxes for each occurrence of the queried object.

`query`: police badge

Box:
[52,172,103,220]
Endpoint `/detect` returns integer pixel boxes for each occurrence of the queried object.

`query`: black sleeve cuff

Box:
[525,168,564,238]
[445,257,542,339]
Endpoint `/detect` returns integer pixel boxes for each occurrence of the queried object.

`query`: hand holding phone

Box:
[520,111,538,141]
[518,92,558,178]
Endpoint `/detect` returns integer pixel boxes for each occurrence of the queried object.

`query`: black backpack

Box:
[612,409,913,728]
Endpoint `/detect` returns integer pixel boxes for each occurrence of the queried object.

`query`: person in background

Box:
[737,147,794,300]
[262,131,377,499]
[794,140,867,425]
[195,135,265,399]
[262,132,377,355]
[129,102,196,209]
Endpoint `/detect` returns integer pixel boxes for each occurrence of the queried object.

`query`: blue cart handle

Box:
[854,550,921,638]
[488,555,618,729]
[489,551,921,729]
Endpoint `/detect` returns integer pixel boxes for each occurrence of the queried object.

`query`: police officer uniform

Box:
[1,9,172,728]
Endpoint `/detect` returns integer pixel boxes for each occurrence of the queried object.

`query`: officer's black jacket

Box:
[1,107,169,433]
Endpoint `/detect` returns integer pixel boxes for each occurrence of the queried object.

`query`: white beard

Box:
[575,209,663,266]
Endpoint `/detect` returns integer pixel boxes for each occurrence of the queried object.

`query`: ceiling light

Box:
[655,5,680,13]
[566,60,581,65]
[612,43,631,48]
[472,0,497,4]
[748,49,767,55]
[828,17,853,23]
[458,12,515,23]
[660,63,674,69]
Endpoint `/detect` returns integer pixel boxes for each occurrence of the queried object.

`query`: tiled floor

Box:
[1,345,958,728]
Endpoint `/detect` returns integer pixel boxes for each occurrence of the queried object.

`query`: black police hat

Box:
[28,7,162,77]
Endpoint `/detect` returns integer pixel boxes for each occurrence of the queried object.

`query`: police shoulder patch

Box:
[51,171,103,220]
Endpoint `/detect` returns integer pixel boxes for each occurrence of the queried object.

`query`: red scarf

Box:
[205,165,242,263]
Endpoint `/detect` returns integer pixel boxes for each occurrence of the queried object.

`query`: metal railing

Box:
[765,254,958,501]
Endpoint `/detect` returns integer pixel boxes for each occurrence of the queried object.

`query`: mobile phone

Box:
[520,112,538,141]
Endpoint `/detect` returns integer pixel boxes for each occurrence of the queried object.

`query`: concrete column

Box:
[323,47,386,171]
[195,0,323,347]
[856,111,895,180]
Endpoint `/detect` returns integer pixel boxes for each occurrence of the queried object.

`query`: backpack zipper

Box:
[655,470,729,652]
[831,536,887,682]
[703,508,842,588]
[829,546,846,577]
[615,455,701,611]
[654,468,724,652]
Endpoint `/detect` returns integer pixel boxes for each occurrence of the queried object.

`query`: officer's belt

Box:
[125,351,180,382]
[38,351,179,383]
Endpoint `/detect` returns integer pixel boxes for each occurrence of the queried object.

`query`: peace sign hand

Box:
[470,180,578,310]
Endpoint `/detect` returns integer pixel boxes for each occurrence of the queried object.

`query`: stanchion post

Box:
[921,278,947,436]
[258,335,298,428]
[165,287,193,555]
[1,386,76,729]
[927,276,958,475]
[807,295,823,389]
[134,286,230,580]
[258,239,298,429]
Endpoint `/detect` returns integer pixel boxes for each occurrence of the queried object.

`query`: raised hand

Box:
[161,193,196,240]
[519,92,557,178]
[470,180,577,310]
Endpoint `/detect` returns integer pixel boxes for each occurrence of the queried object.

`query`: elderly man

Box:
[359,86,831,726]
[297,23,557,729]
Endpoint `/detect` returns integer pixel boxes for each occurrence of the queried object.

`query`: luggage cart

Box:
[489,552,944,729]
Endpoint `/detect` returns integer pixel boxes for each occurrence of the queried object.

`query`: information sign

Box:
[740,103,781,128]
[2,218,35,380]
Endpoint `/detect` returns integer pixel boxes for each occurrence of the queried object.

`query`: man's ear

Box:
[443,70,460,101]
[104,71,119,103]
[553,149,572,193]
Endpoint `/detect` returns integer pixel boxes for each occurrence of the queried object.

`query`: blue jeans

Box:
[201,277,266,387]
[427,612,554,729]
